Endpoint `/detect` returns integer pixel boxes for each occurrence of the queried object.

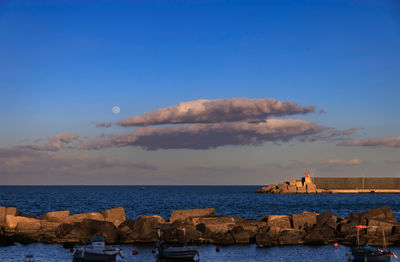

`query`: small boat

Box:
[349,225,396,262]
[72,236,124,262]
[350,245,393,262]
[139,186,146,191]
[154,227,200,261]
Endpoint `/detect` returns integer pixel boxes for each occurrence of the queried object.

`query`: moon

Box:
[112,106,120,114]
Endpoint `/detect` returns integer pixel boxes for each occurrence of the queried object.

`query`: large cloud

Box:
[338,136,400,148]
[117,98,315,126]
[79,118,327,150]
[19,133,79,151]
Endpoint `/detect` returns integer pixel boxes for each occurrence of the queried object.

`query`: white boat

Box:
[72,236,124,262]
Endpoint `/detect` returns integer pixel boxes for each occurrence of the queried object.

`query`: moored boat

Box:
[154,227,200,261]
[349,225,396,262]
[72,236,124,262]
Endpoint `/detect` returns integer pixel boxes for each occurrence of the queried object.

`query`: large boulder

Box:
[190,216,235,234]
[5,215,39,230]
[39,210,70,223]
[278,229,307,245]
[256,184,276,193]
[291,212,318,230]
[256,226,281,247]
[262,215,291,229]
[55,219,117,244]
[170,208,215,223]
[231,226,256,244]
[101,207,126,227]
[15,221,41,234]
[0,207,18,225]
[162,221,202,244]
[234,217,267,232]
[63,212,104,224]
[117,215,166,243]
[358,206,396,223]
[317,211,337,229]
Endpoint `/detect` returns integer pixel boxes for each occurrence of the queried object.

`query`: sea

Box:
[1,185,400,262]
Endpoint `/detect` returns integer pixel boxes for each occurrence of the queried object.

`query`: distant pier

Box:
[257,172,400,194]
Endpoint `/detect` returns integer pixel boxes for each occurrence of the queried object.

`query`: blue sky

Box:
[0,0,399,184]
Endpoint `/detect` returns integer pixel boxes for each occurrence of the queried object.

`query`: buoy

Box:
[152,249,156,253]
[334,243,338,248]
[216,246,220,252]
[132,249,138,255]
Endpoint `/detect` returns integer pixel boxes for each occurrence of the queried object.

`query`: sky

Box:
[0,0,399,185]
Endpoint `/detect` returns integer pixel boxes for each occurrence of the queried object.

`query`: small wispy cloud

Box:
[92,122,112,128]
[338,136,400,148]
[18,133,79,151]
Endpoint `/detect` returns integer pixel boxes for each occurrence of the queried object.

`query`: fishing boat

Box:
[72,236,124,262]
[349,225,396,262]
[154,227,200,261]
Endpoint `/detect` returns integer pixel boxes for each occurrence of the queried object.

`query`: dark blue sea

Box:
[1,186,400,261]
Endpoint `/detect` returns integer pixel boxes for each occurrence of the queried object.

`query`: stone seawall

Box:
[2,206,400,247]
[312,177,400,190]
[257,177,400,194]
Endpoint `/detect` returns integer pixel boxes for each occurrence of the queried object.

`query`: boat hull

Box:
[73,250,118,262]
[159,246,199,260]
[351,248,392,262]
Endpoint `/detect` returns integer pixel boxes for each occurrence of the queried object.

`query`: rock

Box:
[117,216,166,243]
[231,226,256,244]
[284,185,297,194]
[317,211,337,229]
[256,184,276,193]
[15,221,41,234]
[368,219,397,233]
[303,223,336,245]
[278,229,306,245]
[276,183,288,193]
[211,231,235,245]
[256,227,280,247]
[358,206,396,223]
[234,217,266,232]
[39,210,70,222]
[40,221,61,232]
[190,216,235,235]
[162,221,202,244]
[5,215,39,230]
[101,207,126,227]
[0,207,18,225]
[291,212,318,230]
[56,219,117,244]
[303,230,328,245]
[264,215,291,229]
[296,186,307,194]
[170,208,215,223]
[64,212,104,224]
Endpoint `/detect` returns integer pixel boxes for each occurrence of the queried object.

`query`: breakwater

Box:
[257,175,400,194]
[1,205,400,247]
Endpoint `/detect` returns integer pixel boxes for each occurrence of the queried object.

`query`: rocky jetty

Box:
[1,206,400,247]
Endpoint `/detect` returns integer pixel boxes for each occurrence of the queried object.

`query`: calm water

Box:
[1,186,400,261]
